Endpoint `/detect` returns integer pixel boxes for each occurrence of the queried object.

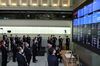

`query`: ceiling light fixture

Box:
[31,3,38,6]
[52,4,58,6]
[63,4,68,7]
[21,3,27,6]
[1,3,6,6]
[11,3,17,6]
[42,4,48,6]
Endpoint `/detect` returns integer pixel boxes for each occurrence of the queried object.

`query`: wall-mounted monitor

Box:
[78,8,84,17]
[84,6,88,15]
[88,15,92,24]
[93,1,100,11]
[73,19,78,26]
[73,0,100,55]
[93,12,100,23]
[84,16,89,24]
[78,9,81,17]
[81,17,84,25]
[88,3,93,14]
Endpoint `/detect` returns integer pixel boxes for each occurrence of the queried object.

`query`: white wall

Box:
[0,20,72,47]
[0,27,71,34]
[0,20,71,27]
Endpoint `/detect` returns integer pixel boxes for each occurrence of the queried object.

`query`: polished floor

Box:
[6,53,64,66]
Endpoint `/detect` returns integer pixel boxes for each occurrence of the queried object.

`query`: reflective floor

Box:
[7,53,64,66]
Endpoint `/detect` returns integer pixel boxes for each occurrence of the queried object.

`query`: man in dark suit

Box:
[12,38,17,62]
[16,47,28,66]
[0,40,8,66]
[23,35,27,42]
[24,42,32,66]
[15,35,19,46]
[37,34,42,51]
[52,35,57,48]
[58,36,63,50]
[66,36,70,50]
[47,48,58,66]
[32,39,38,63]
[26,35,31,48]
[10,34,14,50]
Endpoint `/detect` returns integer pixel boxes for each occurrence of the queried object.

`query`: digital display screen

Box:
[88,3,93,14]
[93,1,100,11]
[93,12,100,23]
[78,9,81,17]
[80,17,84,25]
[78,8,84,17]
[84,6,88,15]
[74,19,77,26]
[84,16,89,24]
[88,15,92,24]
[97,23,100,49]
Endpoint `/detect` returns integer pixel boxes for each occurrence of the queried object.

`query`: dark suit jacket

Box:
[24,47,32,60]
[16,53,27,66]
[66,38,70,45]
[32,43,37,56]
[47,55,58,66]
[0,45,8,63]
[26,37,31,44]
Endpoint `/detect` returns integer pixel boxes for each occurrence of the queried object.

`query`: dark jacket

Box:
[47,55,58,66]
[24,47,32,61]
[32,43,37,56]
[16,53,27,66]
[0,45,8,64]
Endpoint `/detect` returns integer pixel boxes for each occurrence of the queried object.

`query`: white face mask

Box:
[53,50,56,54]
[21,49,23,53]
[3,41,6,45]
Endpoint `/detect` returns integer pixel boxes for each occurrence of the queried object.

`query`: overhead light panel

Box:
[42,4,48,6]
[20,0,28,6]
[1,3,6,6]
[9,0,18,6]
[51,0,60,7]
[41,0,48,6]
[62,0,70,7]
[11,3,17,6]
[62,4,68,7]
[31,3,38,6]
[52,4,58,7]
[21,3,27,6]
[30,0,38,6]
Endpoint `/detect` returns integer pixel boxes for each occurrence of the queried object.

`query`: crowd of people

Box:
[0,34,70,66]
[47,35,70,66]
[47,35,70,50]
[0,34,42,66]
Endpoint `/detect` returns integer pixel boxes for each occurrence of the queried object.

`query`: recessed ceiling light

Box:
[52,4,58,7]
[1,3,6,6]
[11,3,17,6]
[63,4,68,7]
[42,4,48,6]
[31,3,38,6]
[21,3,27,6]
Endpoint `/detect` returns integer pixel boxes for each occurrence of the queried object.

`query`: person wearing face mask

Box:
[47,48,58,66]
[0,40,8,66]
[24,42,32,66]
[16,47,28,66]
